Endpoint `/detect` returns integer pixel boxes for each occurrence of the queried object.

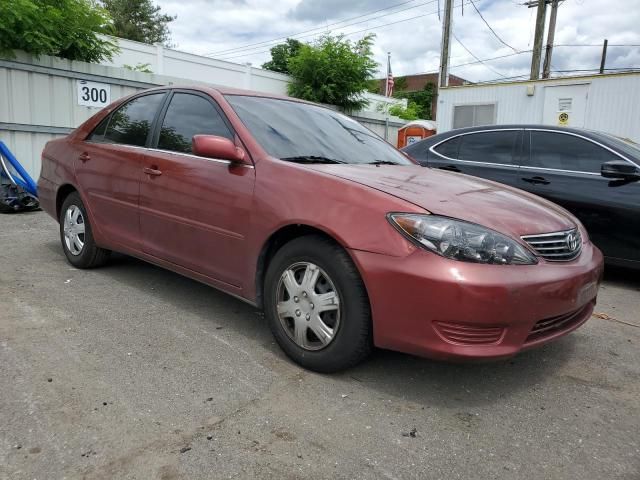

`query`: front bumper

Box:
[350,241,604,361]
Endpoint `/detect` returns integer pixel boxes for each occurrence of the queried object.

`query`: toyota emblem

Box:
[566,232,579,251]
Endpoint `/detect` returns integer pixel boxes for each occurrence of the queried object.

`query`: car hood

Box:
[306,164,577,237]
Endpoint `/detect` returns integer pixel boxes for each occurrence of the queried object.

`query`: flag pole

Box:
[384,51,390,141]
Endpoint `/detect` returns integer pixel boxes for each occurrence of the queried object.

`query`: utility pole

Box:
[542,0,559,78]
[439,0,454,88]
[599,39,608,74]
[529,0,547,80]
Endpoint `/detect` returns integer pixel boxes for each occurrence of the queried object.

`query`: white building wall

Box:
[436,73,640,143]
[100,36,290,95]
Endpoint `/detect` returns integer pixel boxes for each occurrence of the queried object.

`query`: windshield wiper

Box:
[280,155,347,164]
[366,160,402,166]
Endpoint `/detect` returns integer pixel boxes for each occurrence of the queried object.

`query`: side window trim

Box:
[150,89,236,152]
[524,128,632,175]
[430,135,461,162]
[86,114,111,143]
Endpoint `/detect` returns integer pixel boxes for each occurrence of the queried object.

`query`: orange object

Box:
[397,120,437,148]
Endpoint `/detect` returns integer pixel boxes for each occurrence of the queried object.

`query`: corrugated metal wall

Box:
[0,51,183,178]
[436,72,640,143]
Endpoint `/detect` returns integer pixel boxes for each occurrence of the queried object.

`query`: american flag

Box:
[385,53,394,97]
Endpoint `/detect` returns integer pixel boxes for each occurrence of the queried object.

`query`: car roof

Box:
[404,124,640,161]
[420,124,603,137]
[143,84,315,104]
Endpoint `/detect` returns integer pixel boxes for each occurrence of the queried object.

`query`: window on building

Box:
[158,93,233,154]
[529,131,619,173]
[453,104,496,129]
[458,131,519,165]
[104,93,165,146]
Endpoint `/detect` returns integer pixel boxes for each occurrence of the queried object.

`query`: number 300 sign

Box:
[77,80,111,108]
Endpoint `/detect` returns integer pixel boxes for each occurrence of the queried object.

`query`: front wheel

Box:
[264,235,372,372]
[59,192,110,268]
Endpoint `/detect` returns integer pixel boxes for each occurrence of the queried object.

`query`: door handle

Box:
[79,152,91,163]
[143,167,162,176]
[439,165,461,173]
[521,176,550,185]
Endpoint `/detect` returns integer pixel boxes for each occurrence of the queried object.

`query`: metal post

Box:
[530,0,547,80]
[439,0,453,88]
[600,39,608,74]
[542,0,559,79]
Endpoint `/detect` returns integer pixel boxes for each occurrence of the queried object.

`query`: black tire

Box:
[264,235,372,372]
[59,192,110,268]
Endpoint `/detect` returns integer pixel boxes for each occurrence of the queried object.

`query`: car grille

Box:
[521,228,582,261]
[433,322,505,345]
[525,302,593,344]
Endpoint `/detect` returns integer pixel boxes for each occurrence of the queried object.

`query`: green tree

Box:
[0,0,118,62]
[287,34,378,111]
[123,62,153,73]
[393,75,408,92]
[102,0,175,45]
[261,38,302,74]
[389,101,420,121]
[393,82,436,120]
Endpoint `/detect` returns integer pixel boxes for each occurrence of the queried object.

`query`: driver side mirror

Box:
[601,160,640,181]
[192,135,249,164]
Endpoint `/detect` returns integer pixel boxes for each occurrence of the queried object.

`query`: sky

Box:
[154,0,640,83]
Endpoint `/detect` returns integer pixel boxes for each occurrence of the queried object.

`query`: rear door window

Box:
[104,93,165,147]
[529,131,619,173]
[458,131,519,165]
[88,115,110,141]
[157,93,233,154]
[432,136,462,159]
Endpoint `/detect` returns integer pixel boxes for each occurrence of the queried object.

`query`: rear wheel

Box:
[59,192,110,268]
[264,235,372,372]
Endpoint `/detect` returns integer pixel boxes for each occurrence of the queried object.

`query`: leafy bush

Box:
[389,102,421,121]
[0,0,118,63]
[287,34,378,111]
[262,38,302,74]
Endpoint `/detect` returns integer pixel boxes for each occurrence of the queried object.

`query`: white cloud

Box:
[155,0,640,82]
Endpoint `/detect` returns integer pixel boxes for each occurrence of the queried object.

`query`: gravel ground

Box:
[1,211,639,480]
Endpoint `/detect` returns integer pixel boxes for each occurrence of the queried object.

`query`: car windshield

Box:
[590,131,640,160]
[225,95,413,165]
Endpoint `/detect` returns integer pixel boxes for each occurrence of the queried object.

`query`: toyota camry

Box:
[37,86,604,372]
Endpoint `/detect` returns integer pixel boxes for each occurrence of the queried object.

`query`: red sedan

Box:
[38,86,604,372]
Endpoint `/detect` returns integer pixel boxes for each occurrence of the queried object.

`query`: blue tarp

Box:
[0,141,38,197]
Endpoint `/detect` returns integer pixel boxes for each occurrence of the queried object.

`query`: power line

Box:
[452,32,508,77]
[218,1,474,61]
[468,0,519,52]
[552,67,640,72]
[215,0,443,59]
[449,49,533,69]
[554,44,640,47]
[205,0,438,57]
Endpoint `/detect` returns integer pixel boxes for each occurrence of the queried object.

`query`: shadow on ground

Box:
[43,239,589,409]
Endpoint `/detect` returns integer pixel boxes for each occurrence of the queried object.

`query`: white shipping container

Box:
[436,72,640,143]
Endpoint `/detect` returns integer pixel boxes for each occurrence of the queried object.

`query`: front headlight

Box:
[388,213,537,265]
